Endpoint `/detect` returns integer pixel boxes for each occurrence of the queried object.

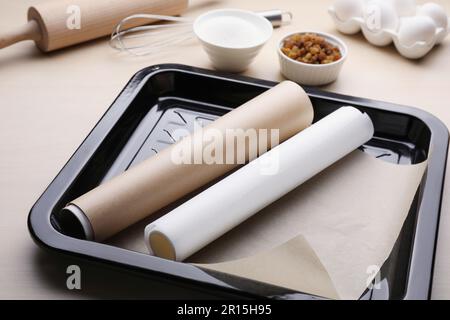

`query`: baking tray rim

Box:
[28,63,449,300]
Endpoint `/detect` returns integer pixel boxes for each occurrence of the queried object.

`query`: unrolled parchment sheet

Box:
[64,80,314,241]
[191,151,427,300]
[144,107,374,261]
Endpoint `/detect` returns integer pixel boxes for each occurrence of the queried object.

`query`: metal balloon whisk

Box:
[110,10,293,56]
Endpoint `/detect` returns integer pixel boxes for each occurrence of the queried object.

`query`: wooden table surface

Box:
[0,0,449,299]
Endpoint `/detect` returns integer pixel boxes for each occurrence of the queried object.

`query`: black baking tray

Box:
[28,64,448,300]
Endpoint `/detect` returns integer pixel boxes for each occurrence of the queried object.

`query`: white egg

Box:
[397,15,437,47]
[392,0,417,17]
[417,2,448,30]
[334,0,365,21]
[364,0,399,32]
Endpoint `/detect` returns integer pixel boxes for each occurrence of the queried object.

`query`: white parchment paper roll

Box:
[145,107,375,261]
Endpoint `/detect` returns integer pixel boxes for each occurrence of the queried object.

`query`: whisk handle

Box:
[258,10,293,28]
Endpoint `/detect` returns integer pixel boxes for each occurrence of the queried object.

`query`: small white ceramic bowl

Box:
[278,31,348,86]
[194,9,273,73]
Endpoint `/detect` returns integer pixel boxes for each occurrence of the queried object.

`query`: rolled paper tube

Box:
[144,107,375,261]
[61,81,314,241]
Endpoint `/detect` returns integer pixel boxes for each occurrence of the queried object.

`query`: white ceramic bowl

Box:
[278,31,348,86]
[194,9,273,73]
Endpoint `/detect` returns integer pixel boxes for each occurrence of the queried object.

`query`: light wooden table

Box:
[0,0,449,299]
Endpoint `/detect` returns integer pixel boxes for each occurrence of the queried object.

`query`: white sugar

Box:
[197,16,266,48]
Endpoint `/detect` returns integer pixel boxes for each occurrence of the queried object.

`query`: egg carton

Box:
[328,0,449,58]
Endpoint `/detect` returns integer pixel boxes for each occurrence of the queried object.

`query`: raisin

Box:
[282,33,341,65]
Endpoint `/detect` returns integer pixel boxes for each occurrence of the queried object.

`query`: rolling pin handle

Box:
[0,20,41,49]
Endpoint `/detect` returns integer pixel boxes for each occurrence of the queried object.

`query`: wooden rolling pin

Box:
[0,0,189,52]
